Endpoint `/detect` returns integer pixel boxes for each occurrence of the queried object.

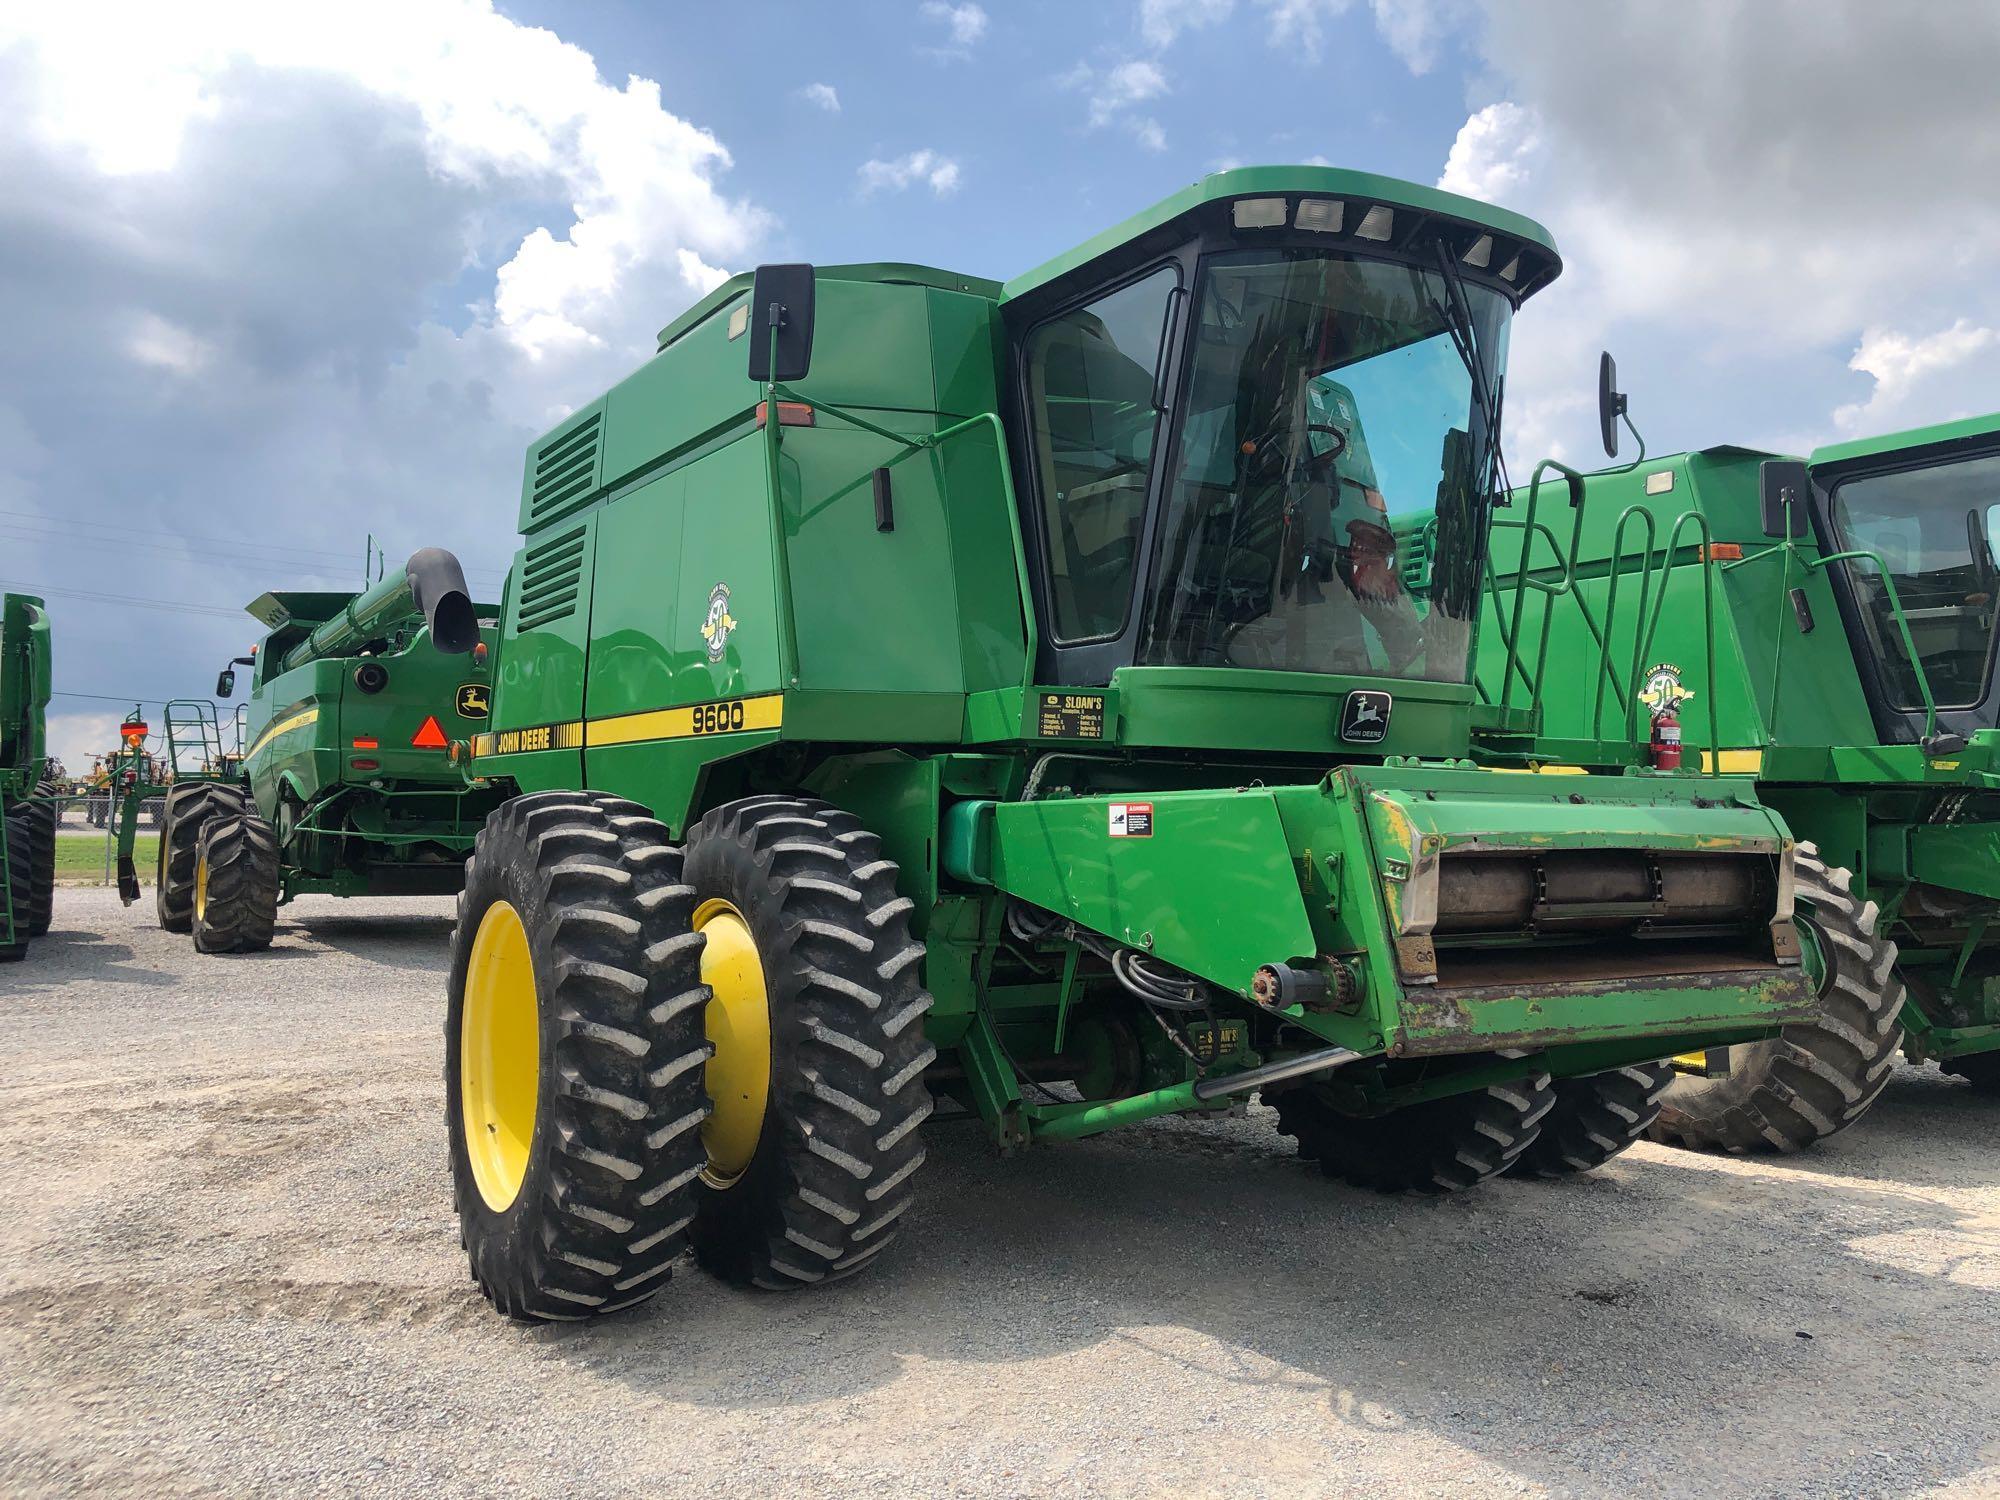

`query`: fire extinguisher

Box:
[1650,706,1683,771]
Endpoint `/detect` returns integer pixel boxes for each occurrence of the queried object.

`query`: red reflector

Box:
[1702,542,1744,562]
[352,737,379,750]
[411,715,449,749]
[350,758,380,771]
[755,400,814,429]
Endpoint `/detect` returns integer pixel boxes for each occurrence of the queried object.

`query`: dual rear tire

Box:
[447,792,934,1320]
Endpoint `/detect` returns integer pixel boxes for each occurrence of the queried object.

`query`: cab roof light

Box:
[1294,198,1344,233]
[1462,234,1493,269]
[1232,196,1288,229]
[1354,205,1394,242]
[1498,253,1522,283]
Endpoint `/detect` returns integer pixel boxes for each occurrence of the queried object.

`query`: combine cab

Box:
[437,168,1820,1321]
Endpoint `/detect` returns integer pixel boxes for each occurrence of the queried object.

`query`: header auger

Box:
[435,166,1819,1322]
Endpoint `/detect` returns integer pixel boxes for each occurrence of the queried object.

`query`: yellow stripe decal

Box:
[1700,749,1765,774]
[246,707,319,761]
[587,694,784,747]
[472,694,782,759]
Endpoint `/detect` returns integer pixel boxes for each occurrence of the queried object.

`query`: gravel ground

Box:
[2,889,1998,1499]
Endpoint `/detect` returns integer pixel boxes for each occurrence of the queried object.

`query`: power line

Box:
[0,522,507,588]
[0,579,245,620]
[0,509,511,581]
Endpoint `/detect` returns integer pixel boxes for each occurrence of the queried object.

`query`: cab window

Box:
[1023,266,1178,642]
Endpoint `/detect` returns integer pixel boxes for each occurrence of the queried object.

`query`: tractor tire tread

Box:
[684,795,933,1289]
[191,812,280,953]
[449,791,712,1322]
[1648,847,1904,1154]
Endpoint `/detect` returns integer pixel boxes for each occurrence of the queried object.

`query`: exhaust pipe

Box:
[405,547,479,655]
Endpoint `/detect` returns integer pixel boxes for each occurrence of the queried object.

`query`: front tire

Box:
[447,792,713,1321]
[1,797,34,961]
[1272,1073,1555,1193]
[683,795,935,1289]
[1507,1062,1672,1177]
[1648,845,1902,1154]
[157,783,247,932]
[191,813,281,954]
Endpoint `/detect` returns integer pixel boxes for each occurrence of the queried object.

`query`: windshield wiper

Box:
[1428,241,1511,510]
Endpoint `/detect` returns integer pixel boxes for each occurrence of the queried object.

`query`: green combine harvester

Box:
[1,592,56,962]
[121,551,505,953]
[1474,401,2000,1151]
[440,166,1825,1321]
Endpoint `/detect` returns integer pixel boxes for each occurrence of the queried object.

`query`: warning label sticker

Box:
[1108,801,1153,838]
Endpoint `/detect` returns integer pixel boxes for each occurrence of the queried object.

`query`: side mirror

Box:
[1759,459,1810,538]
[746,263,816,384]
[214,669,235,699]
[1597,351,1627,459]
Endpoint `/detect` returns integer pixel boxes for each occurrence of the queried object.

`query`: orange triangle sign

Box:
[411,715,449,749]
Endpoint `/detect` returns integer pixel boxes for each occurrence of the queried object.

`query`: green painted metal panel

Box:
[1810,410,2000,469]
[1111,666,1471,757]
[989,786,1321,996]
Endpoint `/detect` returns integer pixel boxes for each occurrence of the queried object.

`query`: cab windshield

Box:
[1829,449,2000,710]
[1140,248,1508,682]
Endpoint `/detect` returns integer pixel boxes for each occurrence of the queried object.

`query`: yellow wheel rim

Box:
[695,897,771,1188]
[193,852,209,926]
[460,899,540,1212]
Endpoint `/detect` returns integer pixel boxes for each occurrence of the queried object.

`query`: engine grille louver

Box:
[516,525,587,631]
[528,411,602,526]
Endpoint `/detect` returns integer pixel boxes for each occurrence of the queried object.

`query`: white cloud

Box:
[1437,102,1540,204]
[1439,2,2000,459]
[127,313,216,377]
[798,81,840,113]
[1139,0,1234,48]
[858,149,963,197]
[920,2,989,55]
[1065,58,1170,147]
[0,0,767,366]
[1260,0,1350,61]
[1833,321,2000,434]
[44,712,124,780]
[1367,0,1453,74]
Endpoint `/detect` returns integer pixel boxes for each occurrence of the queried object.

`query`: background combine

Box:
[117,550,503,954]
[1,591,55,961]
[1472,395,2000,1151]
[431,166,1822,1323]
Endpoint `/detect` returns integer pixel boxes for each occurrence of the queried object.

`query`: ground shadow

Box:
[533,1105,2000,1496]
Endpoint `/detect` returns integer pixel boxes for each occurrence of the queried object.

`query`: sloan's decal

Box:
[700,582,737,663]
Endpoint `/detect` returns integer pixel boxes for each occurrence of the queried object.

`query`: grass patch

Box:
[55,834,156,884]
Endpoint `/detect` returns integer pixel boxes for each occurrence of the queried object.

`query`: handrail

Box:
[1495,459,1586,711]
[766,384,1041,699]
[1590,506,1657,740]
[1722,542,1945,746]
[1628,510,1721,773]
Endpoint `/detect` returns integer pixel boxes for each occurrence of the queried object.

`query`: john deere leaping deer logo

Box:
[1638,662,1695,718]
[700,582,737,663]
[455,683,490,719]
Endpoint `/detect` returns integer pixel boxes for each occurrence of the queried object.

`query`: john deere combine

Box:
[1476,405,2000,1151]
[1,592,56,961]
[126,552,504,953]
[441,167,1821,1321]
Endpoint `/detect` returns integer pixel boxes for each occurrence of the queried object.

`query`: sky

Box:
[5,0,2000,769]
